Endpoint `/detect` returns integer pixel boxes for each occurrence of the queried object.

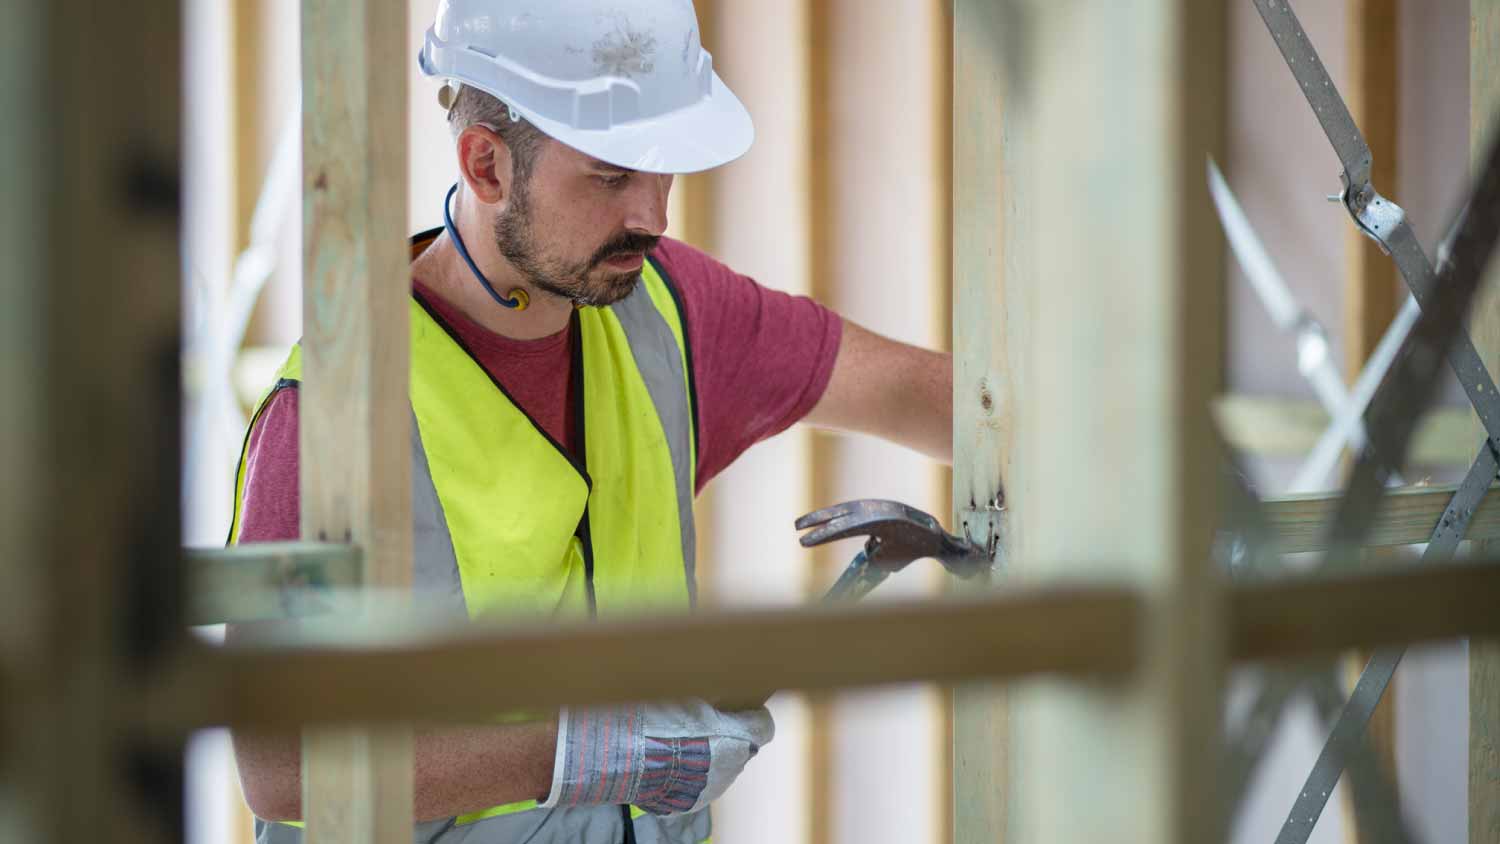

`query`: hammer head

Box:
[795,499,990,578]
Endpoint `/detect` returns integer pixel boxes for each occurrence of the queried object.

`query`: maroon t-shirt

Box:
[235,237,842,543]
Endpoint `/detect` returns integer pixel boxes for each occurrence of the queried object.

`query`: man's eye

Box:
[596,173,630,188]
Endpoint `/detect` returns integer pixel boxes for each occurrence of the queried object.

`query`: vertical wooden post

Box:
[1470,6,1500,841]
[1344,0,1403,377]
[232,0,270,261]
[1342,6,1402,842]
[300,1,413,841]
[806,3,836,842]
[0,3,183,843]
[951,0,1021,839]
[932,1,955,841]
[1003,1,1226,841]
[665,3,719,259]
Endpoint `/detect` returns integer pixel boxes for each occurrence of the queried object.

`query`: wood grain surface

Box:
[298,0,412,840]
[950,0,1015,841]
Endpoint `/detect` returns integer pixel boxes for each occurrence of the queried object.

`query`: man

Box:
[228,1,952,841]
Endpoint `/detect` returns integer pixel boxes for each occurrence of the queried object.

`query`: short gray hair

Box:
[446,85,548,183]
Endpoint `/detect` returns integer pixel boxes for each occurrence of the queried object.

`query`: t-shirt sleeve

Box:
[653,239,842,492]
[235,387,302,543]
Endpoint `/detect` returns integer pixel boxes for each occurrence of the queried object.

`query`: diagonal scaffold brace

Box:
[1230,2,1500,841]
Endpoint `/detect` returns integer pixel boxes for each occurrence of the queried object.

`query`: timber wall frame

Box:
[6,3,1500,844]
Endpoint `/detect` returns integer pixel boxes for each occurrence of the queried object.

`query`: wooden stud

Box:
[0,3,184,842]
[232,0,269,261]
[664,1,718,260]
[1341,10,1403,836]
[951,0,1018,839]
[805,3,835,842]
[932,1,956,841]
[1472,4,1500,841]
[1344,0,1403,383]
[1008,0,1226,840]
[299,0,413,840]
[1261,483,1500,553]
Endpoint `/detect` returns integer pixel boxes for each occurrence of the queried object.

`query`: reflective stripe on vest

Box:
[230,256,705,843]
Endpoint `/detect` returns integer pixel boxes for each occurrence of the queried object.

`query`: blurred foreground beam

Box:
[298,0,412,840]
[146,558,1500,733]
[1472,4,1500,840]
[161,586,1144,731]
[0,3,184,843]
[1010,0,1227,840]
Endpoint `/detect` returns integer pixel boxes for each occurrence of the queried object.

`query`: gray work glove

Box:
[540,699,774,816]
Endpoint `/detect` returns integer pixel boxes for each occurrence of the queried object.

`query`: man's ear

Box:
[456,125,512,206]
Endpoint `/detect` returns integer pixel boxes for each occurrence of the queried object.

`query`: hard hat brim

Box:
[514,70,754,176]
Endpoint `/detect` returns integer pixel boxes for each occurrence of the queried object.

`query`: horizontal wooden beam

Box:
[1216,394,1475,466]
[1263,482,1500,553]
[141,559,1500,733]
[147,586,1143,732]
[1230,559,1500,661]
[186,543,362,625]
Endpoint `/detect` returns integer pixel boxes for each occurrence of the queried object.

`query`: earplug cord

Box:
[443,183,528,311]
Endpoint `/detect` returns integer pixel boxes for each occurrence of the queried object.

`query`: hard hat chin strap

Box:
[442,183,530,312]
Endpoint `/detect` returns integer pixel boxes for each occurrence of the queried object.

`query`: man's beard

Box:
[493,183,659,307]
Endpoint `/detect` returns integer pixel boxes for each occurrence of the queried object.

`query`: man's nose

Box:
[624,173,672,237]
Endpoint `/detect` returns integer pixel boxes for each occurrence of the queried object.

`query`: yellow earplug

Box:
[509,288,530,311]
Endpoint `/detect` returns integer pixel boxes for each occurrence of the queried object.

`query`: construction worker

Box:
[226,0,952,841]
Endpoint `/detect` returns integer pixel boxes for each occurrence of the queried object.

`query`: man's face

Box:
[493,140,674,307]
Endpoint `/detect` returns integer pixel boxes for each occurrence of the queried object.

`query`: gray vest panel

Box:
[609,276,698,602]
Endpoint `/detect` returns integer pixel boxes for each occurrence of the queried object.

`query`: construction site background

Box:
[179,2,1474,842]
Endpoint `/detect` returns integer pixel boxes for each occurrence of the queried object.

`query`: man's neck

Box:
[411,218,573,342]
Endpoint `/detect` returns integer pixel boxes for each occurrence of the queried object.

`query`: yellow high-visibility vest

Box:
[229,233,708,844]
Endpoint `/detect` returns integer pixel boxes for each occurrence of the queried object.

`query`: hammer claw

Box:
[796,515,867,548]
[793,502,858,532]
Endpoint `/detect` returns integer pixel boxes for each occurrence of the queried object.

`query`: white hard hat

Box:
[419,0,754,175]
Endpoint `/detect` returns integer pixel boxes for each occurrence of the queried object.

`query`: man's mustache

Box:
[589,232,661,268]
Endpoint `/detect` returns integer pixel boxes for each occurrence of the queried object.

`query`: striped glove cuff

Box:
[540,706,714,815]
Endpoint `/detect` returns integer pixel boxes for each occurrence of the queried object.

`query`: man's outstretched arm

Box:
[803,319,953,463]
[226,621,559,823]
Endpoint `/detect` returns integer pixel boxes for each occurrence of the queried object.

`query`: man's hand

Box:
[805,319,953,463]
[543,700,774,816]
